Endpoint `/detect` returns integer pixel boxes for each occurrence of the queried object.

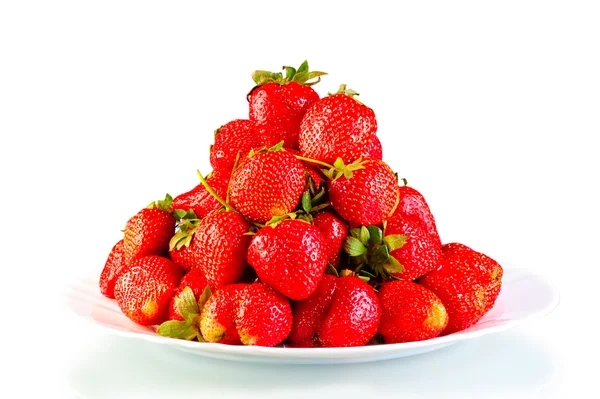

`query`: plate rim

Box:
[65,265,560,359]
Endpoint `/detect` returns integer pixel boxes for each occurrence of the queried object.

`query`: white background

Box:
[1,1,598,398]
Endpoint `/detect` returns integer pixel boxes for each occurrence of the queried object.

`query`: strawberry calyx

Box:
[157,285,212,341]
[329,84,360,98]
[323,157,366,181]
[343,225,407,281]
[169,210,200,251]
[251,60,327,87]
[147,193,174,213]
[293,156,366,181]
[338,268,370,283]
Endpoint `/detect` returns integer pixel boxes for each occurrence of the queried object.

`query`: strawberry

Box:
[200,284,245,345]
[194,210,252,289]
[171,169,230,219]
[312,210,348,268]
[282,147,325,190]
[249,61,326,148]
[167,268,209,321]
[288,274,337,347]
[419,243,503,334]
[123,195,176,265]
[391,185,442,247]
[327,158,399,227]
[209,119,260,171]
[363,135,382,160]
[290,275,381,348]
[99,239,126,298]
[157,283,211,342]
[299,85,377,164]
[235,283,292,347]
[377,279,448,343]
[247,219,328,300]
[114,255,182,326]
[343,218,441,282]
[384,214,444,280]
[168,210,201,271]
[228,146,305,224]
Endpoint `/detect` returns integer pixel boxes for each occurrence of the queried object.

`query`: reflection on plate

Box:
[65,265,559,364]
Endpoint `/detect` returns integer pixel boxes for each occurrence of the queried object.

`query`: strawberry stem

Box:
[196,170,234,212]
[293,155,334,169]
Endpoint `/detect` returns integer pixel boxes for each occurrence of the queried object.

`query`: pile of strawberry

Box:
[99,61,503,348]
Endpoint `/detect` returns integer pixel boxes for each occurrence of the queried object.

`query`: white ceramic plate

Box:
[65,265,559,364]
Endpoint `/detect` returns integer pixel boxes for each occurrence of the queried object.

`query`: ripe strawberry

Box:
[168,210,202,272]
[235,283,292,346]
[288,274,337,347]
[377,279,448,343]
[209,119,260,171]
[123,195,176,265]
[114,255,182,326]
[194,210,252,289]
[157,283,211,342]
[249,61,326,148]
[171,169,230,218]
[169,235,198,272]
[419,243,503,334]
[385,214,444,280]
[228,147,305,224]
[318,276,381,347]
[99,239,126,298]
[290,275,381,348]
[282,147,325,189]
[200,284,245,345]
[299,85,377,164]
[168,268,209,321]
[391,185,442,247]
[363,135,382,160]
[247,219,328,300]
[327,159,399,227]
[312,210,348,268]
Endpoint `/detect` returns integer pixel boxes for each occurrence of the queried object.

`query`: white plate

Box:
[65,265,559,364]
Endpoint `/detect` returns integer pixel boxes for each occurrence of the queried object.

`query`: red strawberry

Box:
[209,119,260,171]
[318,276,381,347]
[363,135,382,160]
[194,210,252,289]
[385,214,444,280]
[290,275,381,348]
[123,195,175,264]
[247,219,328,300]
[327,159,399,227]
[168,210,202,272]
[249,61,326,148]
[283,147,325,189]
[312,210,348,268]
[343,219,441,282]
[419,243,503,334]
[171,169,230,219]
[299,85,377,165]
[235,283,292,347]
[391,185,442,247]
[99,239,126,298]
[169,237,198,272]
[114,255,182,326]
[377,279,448,343]
[168,268,209,321]
[229,148,305,224]
[288,274,337,347]
[200,284,245,345]
[157,283,211,342]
